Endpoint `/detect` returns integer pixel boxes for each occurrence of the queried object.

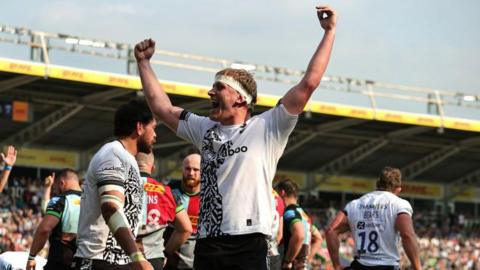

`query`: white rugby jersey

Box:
[344,191,413,266]
[75,141,143,265]
[177,104,298,238]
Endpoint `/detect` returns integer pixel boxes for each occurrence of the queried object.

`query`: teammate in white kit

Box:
[73,99,156,270]
[135,5,337,269]
[325,167,422,270]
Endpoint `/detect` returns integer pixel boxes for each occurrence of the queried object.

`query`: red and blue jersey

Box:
[137,173,183,259]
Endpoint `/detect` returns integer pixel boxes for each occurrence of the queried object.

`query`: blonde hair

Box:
[376,167,402,191]
[216,68,257,112]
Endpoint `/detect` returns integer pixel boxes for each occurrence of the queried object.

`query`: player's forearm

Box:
[113,227,142,255]
[101,203,142,257]
[402,234,421,270]
[164,229,191,255]
[309,239,321,262]
[29,227,50,256]
[284,234,304,262]
[325,231,341,268]
[300,29,335,92]
[137,60,174,118]
[0,170,10,192]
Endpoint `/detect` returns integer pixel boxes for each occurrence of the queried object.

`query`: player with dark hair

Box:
[73,98,156,270]
[27,169,82,270]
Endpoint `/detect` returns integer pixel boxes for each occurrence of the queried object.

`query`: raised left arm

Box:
[282,5,337,115]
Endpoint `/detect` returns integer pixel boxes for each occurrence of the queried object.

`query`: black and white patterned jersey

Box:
[177,104,298,238]
[75,140,143,265]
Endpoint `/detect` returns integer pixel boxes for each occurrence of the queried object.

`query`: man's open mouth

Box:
[211,101,220,108]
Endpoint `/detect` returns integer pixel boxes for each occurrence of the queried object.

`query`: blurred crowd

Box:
[0,176,46,255]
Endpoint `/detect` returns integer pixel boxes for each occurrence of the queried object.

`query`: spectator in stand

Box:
[0,146,17,193]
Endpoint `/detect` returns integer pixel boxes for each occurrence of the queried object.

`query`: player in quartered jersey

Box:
[326,167,422,270]
[275,179,311,270]
[26,169,82,270]
[135,152,191,270]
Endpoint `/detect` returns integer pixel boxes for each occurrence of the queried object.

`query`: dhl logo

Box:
[9,63,32,72]
[108,76,130,85]
[62,70,84,79]
[144,183,165,194]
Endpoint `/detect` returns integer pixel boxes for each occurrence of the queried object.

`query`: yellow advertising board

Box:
[316,175,374,194]
[10,147,79,169]
[1,57,480,132]
[315,175,444,200]
[451,187,480,203]
[400,182,444,199]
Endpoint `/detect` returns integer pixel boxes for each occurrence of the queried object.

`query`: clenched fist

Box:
[134,39,156,62]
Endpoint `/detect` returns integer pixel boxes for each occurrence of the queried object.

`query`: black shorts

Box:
[43,260,72,270]
[346,260,398,270]
[268,254,281,270]
[148,258,165,270]
[71,257,129,270]
[194,233,268,270]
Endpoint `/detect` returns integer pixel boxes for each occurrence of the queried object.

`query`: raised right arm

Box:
[135,39,183,132]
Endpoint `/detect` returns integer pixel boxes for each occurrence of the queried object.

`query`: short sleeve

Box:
[284,208,302,231]
[260,104,298,147]
[396,199,413,216]
[176,111,214,149]
[167,187,185,214]
[343,202,352,216]
[94,153,126,189]
[45,196,66,219]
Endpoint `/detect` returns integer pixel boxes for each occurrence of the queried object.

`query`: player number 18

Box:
[357,231,379,253]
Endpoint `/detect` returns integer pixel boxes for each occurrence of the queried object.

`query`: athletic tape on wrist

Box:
[130,251,146,262]
[215,75,253,104]
[107,210,129,234]
[28,253,35,260]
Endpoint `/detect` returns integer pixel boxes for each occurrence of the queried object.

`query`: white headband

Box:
[215,75,253,105]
